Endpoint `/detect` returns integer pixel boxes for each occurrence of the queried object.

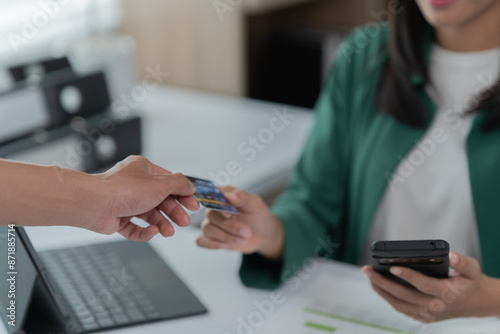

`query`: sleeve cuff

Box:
[239,207,335,290]
[239,253,283,290]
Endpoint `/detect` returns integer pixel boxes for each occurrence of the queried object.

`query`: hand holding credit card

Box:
[186,176,240,214]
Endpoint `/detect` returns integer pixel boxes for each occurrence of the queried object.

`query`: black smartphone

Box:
[370,240,449,285]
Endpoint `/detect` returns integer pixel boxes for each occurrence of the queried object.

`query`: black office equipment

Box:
[0,227,207,334]
[0,70,111,145]
[42,70,111,126]
[80,115,142,172]
[9,58,73,83]
[0,112,142,173]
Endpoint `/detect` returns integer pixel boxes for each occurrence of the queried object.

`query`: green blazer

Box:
[239,24,500,290]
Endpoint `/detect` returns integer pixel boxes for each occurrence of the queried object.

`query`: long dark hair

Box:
[376,0,500,130]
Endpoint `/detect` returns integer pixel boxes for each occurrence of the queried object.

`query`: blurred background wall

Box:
[119,0,388,102]
[0,0,390,174]
[0,0,123,67]
[120,0,245,96]
[1,0,389,104]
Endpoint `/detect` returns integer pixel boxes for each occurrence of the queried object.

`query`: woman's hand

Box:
[362,252,500,323]
[91,156,199,241]
[196,186,284,260]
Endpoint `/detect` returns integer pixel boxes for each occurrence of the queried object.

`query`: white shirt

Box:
[360,44,500,265]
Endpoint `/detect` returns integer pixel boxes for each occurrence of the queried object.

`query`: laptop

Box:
[0,226,207,334]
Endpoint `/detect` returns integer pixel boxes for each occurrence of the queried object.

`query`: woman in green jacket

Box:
[197,0,500,323]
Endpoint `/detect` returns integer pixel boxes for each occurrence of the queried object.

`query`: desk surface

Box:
[139,86,314,225]
[140,85,313,189]
[6,85,315,225]
[1,86,315,333]
[16,226,500,334]
[3,87,500,333]
[22,225,274,334]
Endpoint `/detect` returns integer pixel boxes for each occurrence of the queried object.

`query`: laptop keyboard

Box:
[39,243,162,331]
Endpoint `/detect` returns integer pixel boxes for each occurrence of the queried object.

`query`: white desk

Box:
[1,86,315,333]
[140,85,312,185]
[141,86,314,225]
[3,87,500,333]
[7,85,315,225]
[17,226,500,334]
[22,225,274,334]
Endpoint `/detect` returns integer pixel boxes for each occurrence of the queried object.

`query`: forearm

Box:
[0,159,106,229]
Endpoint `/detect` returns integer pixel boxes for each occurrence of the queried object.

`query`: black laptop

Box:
[0,226,207,334]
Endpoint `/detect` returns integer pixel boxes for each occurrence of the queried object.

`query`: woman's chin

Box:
[417,0,500,29]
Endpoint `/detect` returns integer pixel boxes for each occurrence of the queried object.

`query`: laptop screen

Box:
[0,226,38,334]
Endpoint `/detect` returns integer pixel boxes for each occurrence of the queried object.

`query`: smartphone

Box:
[370,240,449,285]
[186,176,240,215]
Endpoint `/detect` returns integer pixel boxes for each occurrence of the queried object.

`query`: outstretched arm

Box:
[0,156,199,241]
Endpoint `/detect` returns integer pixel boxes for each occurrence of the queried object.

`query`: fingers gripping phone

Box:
[370,240,449,285]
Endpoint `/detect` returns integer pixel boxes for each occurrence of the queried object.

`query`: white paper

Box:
[260,263,500,334]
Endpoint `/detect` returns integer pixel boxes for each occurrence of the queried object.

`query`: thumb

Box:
[222,188,262,213]
[449,252,482,279]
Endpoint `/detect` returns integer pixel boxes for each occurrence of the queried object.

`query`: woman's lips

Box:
[427,0,458,8]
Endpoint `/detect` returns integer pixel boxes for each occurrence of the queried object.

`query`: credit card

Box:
[186,176,240,215]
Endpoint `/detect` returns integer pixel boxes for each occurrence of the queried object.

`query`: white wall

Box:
[120,0,247,96]
[0,0,123,67]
